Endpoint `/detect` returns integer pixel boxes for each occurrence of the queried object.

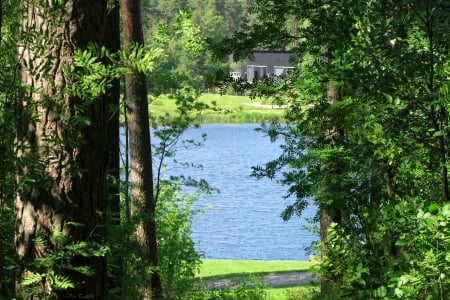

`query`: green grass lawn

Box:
[197,259,312,280]
[196,259,318,299]
[149,93,286,124]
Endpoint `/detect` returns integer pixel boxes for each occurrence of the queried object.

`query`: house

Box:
[229,50,297,81]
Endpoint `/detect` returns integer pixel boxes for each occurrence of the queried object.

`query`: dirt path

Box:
[200,271,317,290]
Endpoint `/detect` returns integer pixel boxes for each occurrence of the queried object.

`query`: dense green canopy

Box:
[220,0,450,298]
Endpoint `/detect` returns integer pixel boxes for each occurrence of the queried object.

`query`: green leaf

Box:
[445,252,450,262]
[375,286,387,297]
[66,265,94,276]
[67,221,85,227]
[21,273,44,286]
[417,209,425,219]
[384,93,393,103]
[52,230,66,245]
[442,204,450,218]
[395,239,408,247]
[433,131,444,137]
[439,84,449,96]
[428,203,439,214]
[51,274,74,290]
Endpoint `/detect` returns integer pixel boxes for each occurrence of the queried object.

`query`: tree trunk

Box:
[105,0,123,294]
[106,0,121,224]
[15,1,108,298]
[0,214,5,297]
[0,0,7,297]
[120,0,163,298]
[320,81,341,292]
[320,81,341,251]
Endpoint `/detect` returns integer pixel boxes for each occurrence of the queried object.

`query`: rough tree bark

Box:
[15,1,109,298]
[120,0,163,298]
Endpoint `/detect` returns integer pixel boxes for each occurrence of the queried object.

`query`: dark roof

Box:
[247,51,296,67]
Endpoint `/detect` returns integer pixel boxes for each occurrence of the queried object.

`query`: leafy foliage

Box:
[156,180,204,299]
[0,0,28,297]
[0,1,236,299]
[219,0,450,298]
[110,84,215,299]
[145,1,251,92]
[188,278,268,300]
[18,231,109,299]
[68,42,164,100]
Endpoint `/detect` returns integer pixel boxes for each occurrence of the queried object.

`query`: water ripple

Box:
[160,124,318,261]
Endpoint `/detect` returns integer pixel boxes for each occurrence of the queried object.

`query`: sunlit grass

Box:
[148,93,286,124]
[195,259,318,299]
[197,259,312,280]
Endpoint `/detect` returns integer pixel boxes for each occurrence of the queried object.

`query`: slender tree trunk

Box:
[0,0,6,272]
[15,1,108,298]
[120,0,163,298]
[105,1,123,294]
[320,81,341,292]
[0,202,5,297]
[0,0,2,41]
[106,0,121,224]
[424,1,450,201]
[320,81,341,251]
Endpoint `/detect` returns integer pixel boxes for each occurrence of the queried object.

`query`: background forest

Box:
[1,0,450,300]
[143,0,255,93]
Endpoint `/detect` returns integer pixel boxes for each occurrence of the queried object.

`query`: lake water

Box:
[156,124,318,261]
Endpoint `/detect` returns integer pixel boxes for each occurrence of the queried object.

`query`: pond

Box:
[159,124,318,261]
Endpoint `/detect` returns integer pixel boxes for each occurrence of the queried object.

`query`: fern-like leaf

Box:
[51,274,75,290]
[66,265,94,276]
[21,272,44,286]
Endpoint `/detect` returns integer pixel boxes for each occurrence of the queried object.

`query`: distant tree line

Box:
[143,0,255,93]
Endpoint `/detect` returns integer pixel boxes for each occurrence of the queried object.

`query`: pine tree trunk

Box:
[15,1,109,298]
[120,0,163,298]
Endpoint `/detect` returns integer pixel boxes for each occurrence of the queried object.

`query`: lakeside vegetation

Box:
[268,285,320,300]
[149,93,286,124]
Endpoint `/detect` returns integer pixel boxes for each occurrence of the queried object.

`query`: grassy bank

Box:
[149,93,286,124]
[196,259,318,300]
[197,259,311,280]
